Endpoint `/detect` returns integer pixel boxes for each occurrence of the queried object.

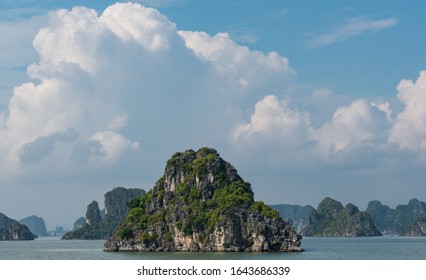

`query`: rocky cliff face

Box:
[62,187,145,240]
[104,148,303,252]
[62,200,104,239]
[401,217,426,236]
[104,187,146,236]
[367,199,426,234]
[270,204,314,233]
[73,217,86,230]
[86,201,103,227]
[0,213,35,240]
[19,215,48,237]
[302,197,381,237]
[365,200,396,234]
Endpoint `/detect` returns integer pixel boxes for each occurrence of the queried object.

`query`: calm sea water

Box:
[1,236,426,260]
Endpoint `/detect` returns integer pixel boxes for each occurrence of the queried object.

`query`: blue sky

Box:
[1,1,426,229]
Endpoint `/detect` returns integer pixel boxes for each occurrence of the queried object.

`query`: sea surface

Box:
[1,236,426,260]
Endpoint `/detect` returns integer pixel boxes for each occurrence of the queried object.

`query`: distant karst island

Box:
[272,198,426,237]
[19,215,48,237]
[269,204,314,233]
[0,212,35,240]
[301,197,381,237]
[104,147,303,252]
[3,148,426,246]
[366,199,426,235]
[63,187,146,240]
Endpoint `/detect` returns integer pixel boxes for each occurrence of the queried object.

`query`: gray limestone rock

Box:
[367,199,426,234]
[19,215,48,237]
[63,187,146,240]
[0,212,35,240]
[86,201,102,227]
[401,217,426,236]
[104,147,303,252]
[104,187,146,236]
[270,204,314,233]
[302,197,381,237]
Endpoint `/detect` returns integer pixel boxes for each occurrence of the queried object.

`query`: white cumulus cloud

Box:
[100,2,176,52]
[389,70,426,150]
[178,31,295,90]
[312,99,390,158]
[0,2,296,181]
[232,95,311,144]
[3,1,423,190]
[89,130,139,165]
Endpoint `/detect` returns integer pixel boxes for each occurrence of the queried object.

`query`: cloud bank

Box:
[0,3,294,180]
[0,2,425,194]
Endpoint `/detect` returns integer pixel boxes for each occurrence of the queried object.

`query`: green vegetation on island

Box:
[302,197,381,237]
[105,147,303,252]
[366,199,426,235]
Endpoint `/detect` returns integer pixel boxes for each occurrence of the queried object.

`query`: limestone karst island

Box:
[104,147,303,252]
[0,213,35,240]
